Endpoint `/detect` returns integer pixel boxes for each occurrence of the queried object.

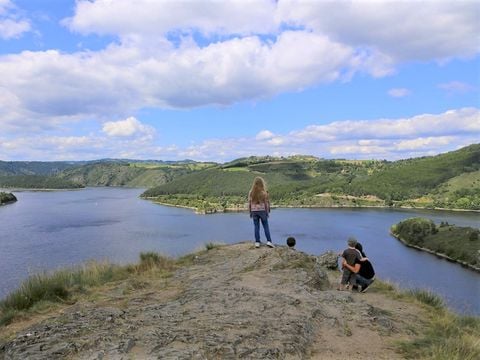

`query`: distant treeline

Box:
[0,175,83,189]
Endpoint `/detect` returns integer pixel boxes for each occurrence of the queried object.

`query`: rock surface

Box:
[0,243,423,359]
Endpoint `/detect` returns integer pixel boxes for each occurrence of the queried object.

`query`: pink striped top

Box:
[248,191,270,213]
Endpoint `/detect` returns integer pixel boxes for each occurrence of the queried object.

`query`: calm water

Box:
[1,187,479,314]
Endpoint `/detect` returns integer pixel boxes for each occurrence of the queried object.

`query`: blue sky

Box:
[0,0,479,162]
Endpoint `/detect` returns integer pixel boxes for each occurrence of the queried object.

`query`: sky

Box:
[0,0,479,162]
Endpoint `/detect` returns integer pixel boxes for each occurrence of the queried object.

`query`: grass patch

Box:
[205,242,222,251]
[0,253,175,326]
[373,280,480,359]
[138,252,174,272]
[408,289,444,310]
[398,313,480,359]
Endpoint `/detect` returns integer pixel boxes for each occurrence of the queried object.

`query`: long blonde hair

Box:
[250,177,267,204]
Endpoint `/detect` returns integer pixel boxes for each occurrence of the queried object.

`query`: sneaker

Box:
[255,242,261,248]
[266,241,275,248]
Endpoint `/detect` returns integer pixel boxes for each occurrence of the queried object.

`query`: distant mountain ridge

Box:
[0,145,478,209]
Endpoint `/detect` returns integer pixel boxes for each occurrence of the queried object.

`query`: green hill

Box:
[0,161,80,176]
[0,175,83,189]
[142,144,480,211]
[58,161,216,187]
[0,160,216,189]
[349,144,480,201]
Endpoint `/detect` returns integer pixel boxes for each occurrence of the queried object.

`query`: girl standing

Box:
[248,177,274,248]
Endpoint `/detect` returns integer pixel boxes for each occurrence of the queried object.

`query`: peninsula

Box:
[391,217,480,272]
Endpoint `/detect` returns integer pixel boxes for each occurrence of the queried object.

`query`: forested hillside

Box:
[0,160,216,189]
[142,144,480,211]
[0,161,80,176]
[58,161,216,187]
[0,175,83,189]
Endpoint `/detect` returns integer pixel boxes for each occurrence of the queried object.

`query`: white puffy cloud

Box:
[102,117,155,138]
[1,108,478,161]
[0,0,30,39]
[66,0,480,63]
[169,107,480,161]
[65,0,278,38]
[0,31,355,127]
[277,0,480,61]
[256,130,275,140]
[290,108,480,142]
[388,88,410,98]
[0,0,477,130]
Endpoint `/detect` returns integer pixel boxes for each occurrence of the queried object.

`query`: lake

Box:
[1,187,479,315]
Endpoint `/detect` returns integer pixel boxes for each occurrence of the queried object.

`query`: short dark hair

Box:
[286,236,296,247]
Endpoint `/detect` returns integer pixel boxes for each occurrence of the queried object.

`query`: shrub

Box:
[139,252,173,271]
[409,289,444,310]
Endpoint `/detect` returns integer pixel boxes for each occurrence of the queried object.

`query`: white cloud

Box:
[290,108,480,142]
[166,107,480,161]
[65,0,278,38]
[1,108,478,161]
[388,88,410,98]
[0,0,477,131]
[0,31,356,127]
[394,136,453,151]
[0,0,30,39]
[256,130,275,140]
[438,81,475,94]
[277,0,480,61]
[102,117,155,138]
[66,0,480,63]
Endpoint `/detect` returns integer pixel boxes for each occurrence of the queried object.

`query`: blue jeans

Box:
[252,211,272,243]
[356,274,374,288]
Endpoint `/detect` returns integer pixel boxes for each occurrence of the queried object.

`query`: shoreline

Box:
[390,232,480,273]
[143,197,480,214]
[0,188,84,192]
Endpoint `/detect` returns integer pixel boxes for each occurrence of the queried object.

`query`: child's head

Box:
[286,236,296,248]
[347,237,357,248]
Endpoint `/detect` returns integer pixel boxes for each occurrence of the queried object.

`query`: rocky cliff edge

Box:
[0,243,434,359]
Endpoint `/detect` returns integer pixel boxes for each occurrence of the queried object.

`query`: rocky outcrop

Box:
[0,192,16,206]
[316,251,340,270]
[0,243,423,359]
